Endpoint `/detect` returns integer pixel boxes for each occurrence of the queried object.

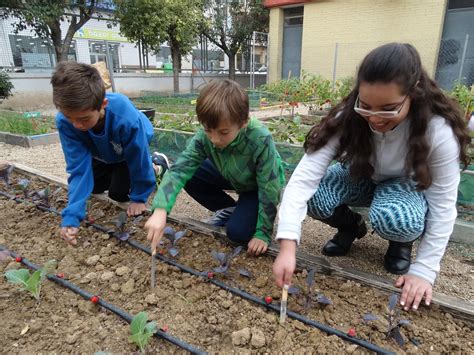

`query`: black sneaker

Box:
[151,152,170,179]
[202,207,236,227]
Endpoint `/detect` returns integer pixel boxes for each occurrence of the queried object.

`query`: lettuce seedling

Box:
[363,293,410,346]
[129,311,157,353]
[4,259,57,300]
[211,246,243,274]
[162,226,189,257]
[0,164,13,185]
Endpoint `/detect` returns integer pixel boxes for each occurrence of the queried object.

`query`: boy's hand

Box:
[273,239,297,288]
[127,202,146,216]
[60,227,78,246]
[247,238,268,256]
[395,274,432,311]
[145,208,167,251]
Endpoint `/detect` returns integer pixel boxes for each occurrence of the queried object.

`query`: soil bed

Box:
[0,172,473,353]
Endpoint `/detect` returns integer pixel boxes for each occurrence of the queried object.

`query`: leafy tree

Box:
[161,0,202,92]
[201,0,268,80]
[0,0,109,63]
[114,0,202,93]
[113,0,166,72]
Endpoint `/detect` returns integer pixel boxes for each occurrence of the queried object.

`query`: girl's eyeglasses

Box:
[354,94,409,119]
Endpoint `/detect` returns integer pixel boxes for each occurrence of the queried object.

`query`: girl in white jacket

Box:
[273,43,471,312]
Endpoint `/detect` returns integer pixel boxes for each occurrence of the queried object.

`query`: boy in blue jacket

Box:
[52,61,167,245]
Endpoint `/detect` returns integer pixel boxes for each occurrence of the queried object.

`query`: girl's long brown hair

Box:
[304,43,471,190]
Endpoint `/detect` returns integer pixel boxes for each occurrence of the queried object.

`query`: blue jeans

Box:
[184,159,258,245]
[307,163,427,242]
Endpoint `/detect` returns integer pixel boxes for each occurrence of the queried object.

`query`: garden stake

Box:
[280,284,289,324]
[151,248,157,288]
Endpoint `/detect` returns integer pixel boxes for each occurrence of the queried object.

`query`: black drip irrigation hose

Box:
[127,239,394,355]
[0,190,61,216]
[0,190,394,354]
[0,245,206,355]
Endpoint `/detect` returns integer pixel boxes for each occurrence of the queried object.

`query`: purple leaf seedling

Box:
[86,200,94,224]
[288,269,332,309]
[162,226,190,257]
[0,164,14,185]
[105,212,130,241]
[15,178,30,198]
[31,187,51,208]
[238,268,252,278]
[363,293,410,347]
[211,246,243,275]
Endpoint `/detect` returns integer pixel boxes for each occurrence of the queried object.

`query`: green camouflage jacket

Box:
[152,118,285,244]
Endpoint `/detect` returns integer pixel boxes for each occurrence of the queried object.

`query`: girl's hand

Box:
[395,274,432,311]
[144,208,167,251]
[273,239,297,288]
[60,226,78,246]
[247,238,268,256]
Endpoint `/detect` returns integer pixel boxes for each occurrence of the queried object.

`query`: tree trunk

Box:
[50,25,64,64]
[227,52,236,81]
[170,44,180,93]
[138,40,142,70]
[58,35,74,63]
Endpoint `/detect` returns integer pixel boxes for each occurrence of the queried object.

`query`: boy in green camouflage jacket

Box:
[145,79,285,255]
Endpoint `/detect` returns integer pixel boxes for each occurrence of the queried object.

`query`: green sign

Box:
[74,28,128,42]
[23,111,41,119]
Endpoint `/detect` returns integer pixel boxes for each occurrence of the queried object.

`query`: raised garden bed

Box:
[149,128,474,240]
[0,167,473,353]
[0,110,58,148]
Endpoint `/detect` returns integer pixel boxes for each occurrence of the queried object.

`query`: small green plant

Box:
[129,311,157,353]
[449,81,473,118]
[0,72,14,99]
[5,259,57,300]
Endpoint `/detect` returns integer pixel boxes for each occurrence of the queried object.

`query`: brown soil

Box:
[0,142,473,302]
[0,173,473,353]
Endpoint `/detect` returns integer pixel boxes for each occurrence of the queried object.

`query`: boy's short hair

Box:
[51,61,105,111]
[196,79,249,129]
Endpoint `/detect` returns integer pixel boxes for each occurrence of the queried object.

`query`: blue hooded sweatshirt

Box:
[56,93,155,227]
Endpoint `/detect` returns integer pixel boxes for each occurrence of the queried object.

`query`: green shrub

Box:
[448,81,473,118]
[0,72,14,99]
[259,72,354,118]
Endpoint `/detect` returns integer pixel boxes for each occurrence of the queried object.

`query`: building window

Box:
[89,41,120,70]
[284,6,304,26]
[8,34,76,69]
[448,0,474,9]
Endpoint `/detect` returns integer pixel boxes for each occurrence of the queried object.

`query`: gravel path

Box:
[1,141,473,302]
